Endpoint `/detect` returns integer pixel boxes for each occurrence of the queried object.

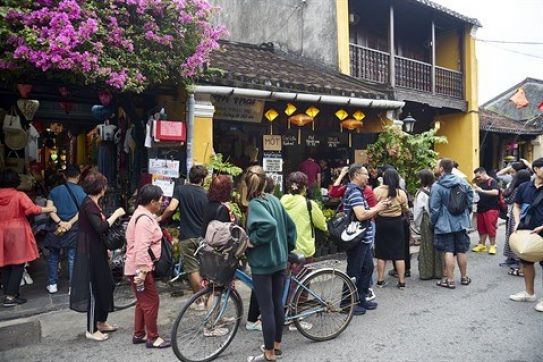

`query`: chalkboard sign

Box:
[282,135,296,146]
[327,136,340,148]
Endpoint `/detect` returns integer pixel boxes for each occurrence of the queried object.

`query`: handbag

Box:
[327,188,369,251]
[5,150,25,173]
[3,107,28,151]
[103,220,126,251]
[135,214,174,277]
[509,230,543,262]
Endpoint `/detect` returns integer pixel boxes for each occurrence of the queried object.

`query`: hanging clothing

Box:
[25,124,40,162]
[97,141,116,184]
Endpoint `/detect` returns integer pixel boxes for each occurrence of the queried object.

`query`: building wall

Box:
[210,0,340,69]
[436,30,461,71]
[435,26,479,176]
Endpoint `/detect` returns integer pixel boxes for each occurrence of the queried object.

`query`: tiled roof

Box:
[480,109,543,135]
[481,78,543,121]
[409,0,481,26]
[204,41,390,100]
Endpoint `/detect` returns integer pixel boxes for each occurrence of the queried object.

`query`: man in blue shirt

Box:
[510,157,543,312]
[343,164,388,315]
[45,165,86,294]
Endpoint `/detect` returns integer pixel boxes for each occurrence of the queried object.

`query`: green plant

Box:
[367,126,447,195]
[206,153,242,177]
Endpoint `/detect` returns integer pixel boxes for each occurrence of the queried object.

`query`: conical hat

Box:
[17,99,40,121]
[4,128,28,151]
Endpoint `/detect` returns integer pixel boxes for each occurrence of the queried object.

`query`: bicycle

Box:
[110,247,137,311]
[171,253,358,362]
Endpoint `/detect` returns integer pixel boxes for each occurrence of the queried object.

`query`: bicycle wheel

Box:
[292,269,356,341]
[113,275,136,311]
[171,286,242,362]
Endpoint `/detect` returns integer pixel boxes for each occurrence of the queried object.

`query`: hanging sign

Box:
[148,158,180,178]
[327,136,340,148]
[268,173,283,192]
[305,135,320,147]
[263,135,282,151]
[211,95,264,123]
[263,157,283,173]
[152,175,175,197]
[282,135,296,146]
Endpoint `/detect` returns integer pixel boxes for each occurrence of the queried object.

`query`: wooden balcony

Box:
[350,44,464,99]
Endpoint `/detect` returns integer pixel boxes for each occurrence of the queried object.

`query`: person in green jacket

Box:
[281,171,327,259]
[244,166,297,362]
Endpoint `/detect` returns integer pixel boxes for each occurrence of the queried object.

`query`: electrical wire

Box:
[476,38,543,45]
[477,39,543,59]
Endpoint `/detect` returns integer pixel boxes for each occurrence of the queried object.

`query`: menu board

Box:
[148,158,180,178]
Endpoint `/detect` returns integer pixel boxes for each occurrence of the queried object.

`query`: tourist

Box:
[472,167,500,255]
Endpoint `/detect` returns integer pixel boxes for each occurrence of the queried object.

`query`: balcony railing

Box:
[349,44,464,99]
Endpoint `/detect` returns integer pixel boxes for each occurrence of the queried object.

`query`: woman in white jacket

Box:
[414,169,443,280]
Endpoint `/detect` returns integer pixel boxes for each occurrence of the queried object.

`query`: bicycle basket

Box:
[198,249,238,286]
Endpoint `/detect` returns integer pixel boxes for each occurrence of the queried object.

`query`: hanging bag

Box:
[3,107,28,151]
[5,150,25,173]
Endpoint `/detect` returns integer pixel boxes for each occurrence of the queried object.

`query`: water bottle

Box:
[135,270,145,292]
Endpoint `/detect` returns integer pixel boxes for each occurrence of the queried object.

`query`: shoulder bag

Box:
[327,188,369,251]
[135,214,173,277]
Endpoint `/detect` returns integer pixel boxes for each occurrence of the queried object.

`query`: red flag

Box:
[510,87,529,109]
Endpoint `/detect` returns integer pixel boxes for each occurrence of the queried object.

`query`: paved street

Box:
[1,226,542,362]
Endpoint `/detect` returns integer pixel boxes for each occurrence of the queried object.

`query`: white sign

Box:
[268,173,283,192]
[263,157,283,173]
[212,95,265,123]
[306,135,320,147]
[148,158,180,178]
[152,175,175,197]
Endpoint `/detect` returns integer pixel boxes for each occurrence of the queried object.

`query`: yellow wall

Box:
[436,31,460,70]
[435,26,479,176]
[192,116,213,165]
[336,0,350,74]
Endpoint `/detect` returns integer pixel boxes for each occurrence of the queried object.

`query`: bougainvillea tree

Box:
[0,0,226,92]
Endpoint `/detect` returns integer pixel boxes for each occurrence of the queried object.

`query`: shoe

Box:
[132,334,147,344]
[535,300,543,312]
[46,284,58,294]
[85,331,109,341]
[472,244,487,253]
[97,322,118,333]
[2,296,16,307]
[352,305,366,315]
[246,320,263,331]
[365,288,376,302]
[288,320,312,331]
[360,300,378,310]
[509,291,537,302]
[397,281,406,289]
[203,327,229,337]
[146,337,171,349]
[488,245,497,255]
[376,280,387,288]
[260,344,282,357]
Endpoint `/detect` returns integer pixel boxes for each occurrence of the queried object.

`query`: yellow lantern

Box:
[285,103,297,117]
[335,109,348,132]
[353,110,366,121]
[264,108,279,135]
[305,106,320,131]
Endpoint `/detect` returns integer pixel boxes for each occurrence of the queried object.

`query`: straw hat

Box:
[510,230,543,262]
[17,99,40,121]
[4,128,28,151]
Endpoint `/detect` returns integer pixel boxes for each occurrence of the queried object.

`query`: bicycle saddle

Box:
[288,252,305,264]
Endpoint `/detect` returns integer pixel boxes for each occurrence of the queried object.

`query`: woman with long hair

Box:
[502,169,532,276]
[0,169,56,307]
[414,169,442,280]
[373,168,409,288]
[70,171,125,342]
[243,166,297,362]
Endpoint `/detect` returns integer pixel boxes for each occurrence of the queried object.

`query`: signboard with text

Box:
[263,135,282,151]
[148,158,180,178]
[212,95,264,123]
[263,157,283,173]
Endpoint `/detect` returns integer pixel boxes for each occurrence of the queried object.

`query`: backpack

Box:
[203,203,248,257]
[447,183,468,215]
[134,214,174,278]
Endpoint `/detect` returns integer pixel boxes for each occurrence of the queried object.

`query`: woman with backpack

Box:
[414,169,442,280]
[201,175,237,237]
[243,166,297,362]
[124,184,170,348]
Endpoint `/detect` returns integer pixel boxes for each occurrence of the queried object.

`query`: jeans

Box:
[345,241,374,303]
[129,273,159,340]
[47,247,76,285]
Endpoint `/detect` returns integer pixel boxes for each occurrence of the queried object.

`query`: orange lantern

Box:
[288,114,314,144]
[340,118,364,147]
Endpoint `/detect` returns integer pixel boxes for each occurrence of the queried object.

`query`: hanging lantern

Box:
[285,103,297,118]
[264,108,279,135]
[341,118,364,147]
[305,106,320,131]
[288,114,314,144]
[353,110,366,121]
[335,109,348,132]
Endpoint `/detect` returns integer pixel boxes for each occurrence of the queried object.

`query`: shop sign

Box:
[263,135,282,151]
[268,173,283,192]
[327,136,340,148]
[148,158,180,178]
[282,135,296,146]
[305,135,320,147]
[211,95,264,123]
[263,157,283,173]
[152,175,175,197]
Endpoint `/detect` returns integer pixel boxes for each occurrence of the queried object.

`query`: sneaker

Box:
[352,305,366,315]
[246,320,263,331]
[360,300,378,310]
[365,288,376,302]
[46,284,58,294]
[535,300,543,312]
[488,245,497,255]
[289,320,312,331]
[2,296,16,307]
[203,327,229,337]
[472,244,487,253]
[509,291,537,302]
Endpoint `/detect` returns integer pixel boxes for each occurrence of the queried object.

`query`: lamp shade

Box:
[289,114,314,127]
[305,106,320,118]
[264,108,279,122]
[285,103,297,116]
[340,118,363,131]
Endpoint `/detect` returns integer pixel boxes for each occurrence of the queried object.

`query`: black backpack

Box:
[447,184,468,215]
[135,214,174,278]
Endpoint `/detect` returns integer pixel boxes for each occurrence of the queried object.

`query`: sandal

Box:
[436,279,456,289]
[98,322,118,333]
[260,345,282,357]
[247,353,275,362]
[508,268,524,277]
[85,331,109,342]
[460,276,472,286]
[397,282,406,289]
[376,280,387,288]
[146,337,171,349]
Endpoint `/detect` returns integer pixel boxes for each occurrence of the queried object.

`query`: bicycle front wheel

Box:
[171,286,242,362]
[292,269,356,341]
[113,274,136,311]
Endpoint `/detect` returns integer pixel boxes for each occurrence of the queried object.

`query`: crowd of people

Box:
[1,153,543,360]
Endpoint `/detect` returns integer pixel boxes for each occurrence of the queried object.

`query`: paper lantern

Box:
[264,108,279,135]
[285,103,297,116]
[341,118,364,147]
[288,114,314,144]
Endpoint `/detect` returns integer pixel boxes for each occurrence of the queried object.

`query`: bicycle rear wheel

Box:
[113,274,136,311]
[292,269,356,341]
[171,286,242,362]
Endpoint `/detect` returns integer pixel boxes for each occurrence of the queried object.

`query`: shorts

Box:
[434,230,470,254]
[476,210,499,237]
[179,237,200,274]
